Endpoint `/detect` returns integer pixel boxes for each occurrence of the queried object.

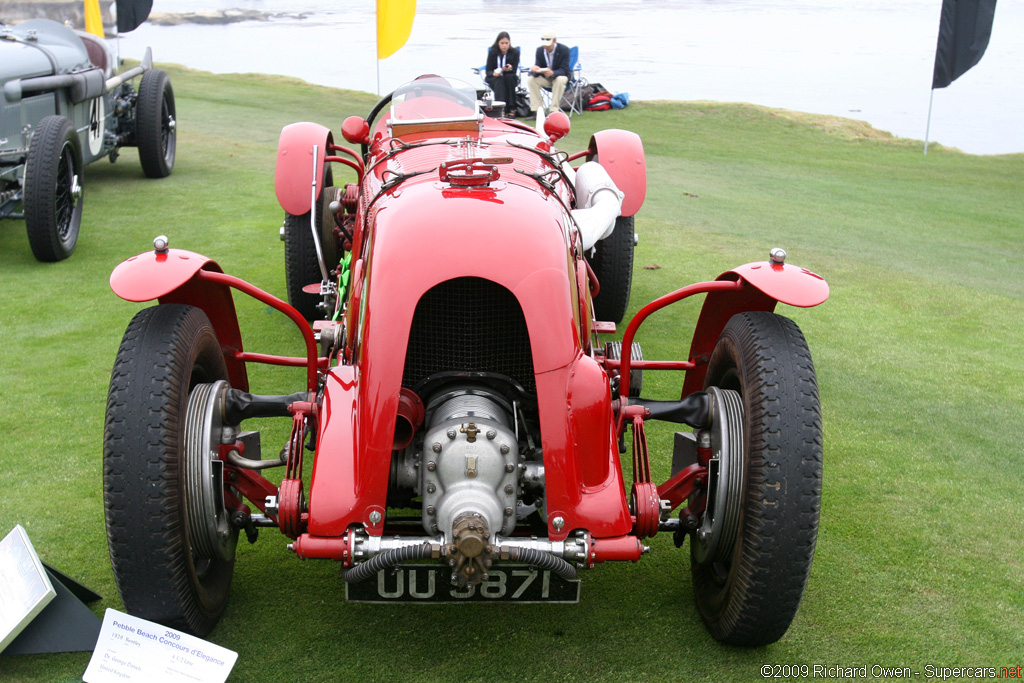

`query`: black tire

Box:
[24,115,83,262]
[104,304,236,636]
[137,69,176,178]
[691,311,822,646]
[589,215,634,324]
[284,168,337,321]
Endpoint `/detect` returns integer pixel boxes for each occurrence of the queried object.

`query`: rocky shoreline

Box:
[1,2,284,27]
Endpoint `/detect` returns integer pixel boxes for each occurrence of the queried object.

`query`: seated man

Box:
[527,29,570,115]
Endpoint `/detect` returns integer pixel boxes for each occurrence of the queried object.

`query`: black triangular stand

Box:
[41,562,102,604]
[1,566,102,656]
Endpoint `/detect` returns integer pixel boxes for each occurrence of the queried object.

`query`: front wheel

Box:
[588,215,634,324]
[283,168,337,321]
[24,115,83,261]
[691,311,822,646]
[103,304,237,636]
[136,69,176,178]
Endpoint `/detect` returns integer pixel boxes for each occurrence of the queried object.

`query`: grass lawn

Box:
[1,65,1021,681]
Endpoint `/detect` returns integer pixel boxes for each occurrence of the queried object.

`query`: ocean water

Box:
[113,0,1024,155]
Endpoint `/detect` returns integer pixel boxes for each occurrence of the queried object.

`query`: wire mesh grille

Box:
[403,277,535,392]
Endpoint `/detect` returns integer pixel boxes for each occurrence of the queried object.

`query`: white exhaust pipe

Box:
[571,161,624,251]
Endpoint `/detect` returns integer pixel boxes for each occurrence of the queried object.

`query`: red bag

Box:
[585,91,612,111]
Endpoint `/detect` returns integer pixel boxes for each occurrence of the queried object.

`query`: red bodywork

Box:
[111,77,827,574]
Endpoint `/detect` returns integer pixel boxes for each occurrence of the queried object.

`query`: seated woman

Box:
[485,31,520,115]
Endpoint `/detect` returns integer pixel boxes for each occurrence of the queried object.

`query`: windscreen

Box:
[390,76,479,123]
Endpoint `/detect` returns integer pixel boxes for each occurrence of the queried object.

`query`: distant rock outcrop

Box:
[1,2,283,28]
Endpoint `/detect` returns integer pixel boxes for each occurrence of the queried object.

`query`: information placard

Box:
[83,609,237,683]
[0,524,56,653]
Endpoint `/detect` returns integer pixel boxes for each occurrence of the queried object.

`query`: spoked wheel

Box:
[104,304,238,636]
[690,311,823,646]
[588,215,634,324]
[137,69,177,178]
[283,167,337,321]
[24,116,83,262]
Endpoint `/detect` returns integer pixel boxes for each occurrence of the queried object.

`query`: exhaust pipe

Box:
[571,161,624,251]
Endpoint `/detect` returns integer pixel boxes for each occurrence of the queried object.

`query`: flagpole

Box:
[924,88,935,155]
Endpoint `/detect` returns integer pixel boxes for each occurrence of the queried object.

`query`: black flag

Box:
[115,0,154,33]
[931,0,998,89]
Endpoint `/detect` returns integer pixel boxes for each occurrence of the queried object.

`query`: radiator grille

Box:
[403,277,535,392]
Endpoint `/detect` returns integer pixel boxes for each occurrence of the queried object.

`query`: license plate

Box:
[345,564,580,603]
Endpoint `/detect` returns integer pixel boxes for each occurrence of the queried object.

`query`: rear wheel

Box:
[137,69,176,178]
[284,168,337,321]
[589,215,634,323]
[24,115,83,262]
[691,311,822,646]
[104,304,236,636]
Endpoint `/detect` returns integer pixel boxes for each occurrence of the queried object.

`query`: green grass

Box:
[1,66,1022,681]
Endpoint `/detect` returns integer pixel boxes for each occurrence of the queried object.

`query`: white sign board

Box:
[83,609,237,683]
[0,524,56,652]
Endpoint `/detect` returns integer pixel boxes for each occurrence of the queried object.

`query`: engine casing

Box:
[420,390,520,542]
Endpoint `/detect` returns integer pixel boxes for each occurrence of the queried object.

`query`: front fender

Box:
[729,260,829,308]
[275,122,333,216]
[587,129,646,217]
[110,248,249,390]
[680,260,828,396]
[110,247,215,302]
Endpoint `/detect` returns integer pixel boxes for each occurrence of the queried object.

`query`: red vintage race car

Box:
[103,76,828,646]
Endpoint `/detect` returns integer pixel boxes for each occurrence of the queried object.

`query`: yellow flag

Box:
[84,0,104,37]
[377,0,416,59]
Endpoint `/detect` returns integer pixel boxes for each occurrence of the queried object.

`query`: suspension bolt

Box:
[369,511,382,525]
[426,461,436,471]
[432,442,442,453]
[426,505,436,515]
[504,507,514,517]
[486,430,497,440]
[500,444,510,455]
[427,483,436,494]
[504,485,514,495]
[552,516,565,531]
[505,463,515,472]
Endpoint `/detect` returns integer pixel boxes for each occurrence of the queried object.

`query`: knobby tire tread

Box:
[24,116,81,261]
[283,210,323,321]
[693,311,822,646]
[103,304,232,637]
[137,70,175,178]
[283,168,335,321]
[589,215,634,324]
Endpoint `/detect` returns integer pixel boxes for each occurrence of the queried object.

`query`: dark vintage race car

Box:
[103,76,829,646]
[0,17,175,261]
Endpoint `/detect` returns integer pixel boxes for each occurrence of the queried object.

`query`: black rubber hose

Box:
[513,547,578,581]
[342,542,433,584]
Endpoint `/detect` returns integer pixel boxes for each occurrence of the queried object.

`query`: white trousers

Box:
[528,75,569,112]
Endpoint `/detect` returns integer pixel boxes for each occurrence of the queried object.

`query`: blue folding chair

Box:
[472,47,522,90]
[564,46,586,116]
[472,47,523,116]
[534,46,585,116]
